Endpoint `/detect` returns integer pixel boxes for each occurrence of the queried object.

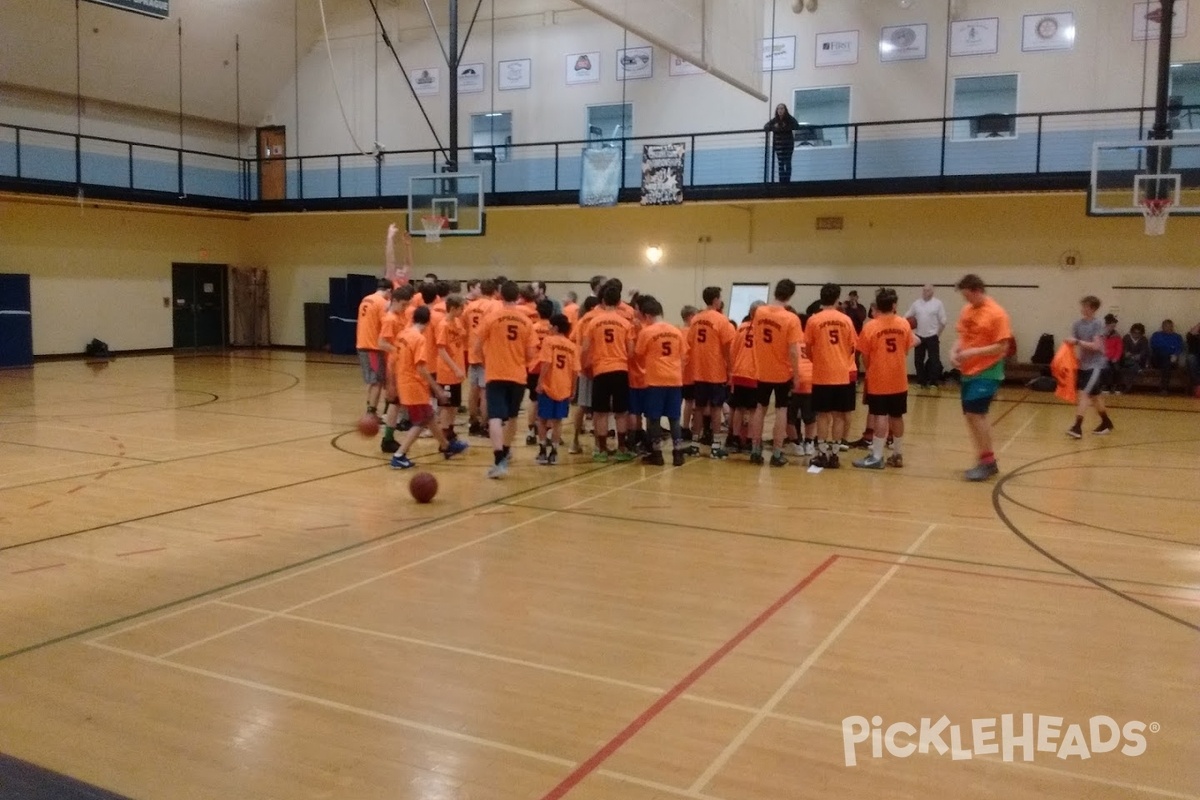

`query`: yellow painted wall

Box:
[3,192,1196,358]
[0,196,247,354]
[251,195,1200,357]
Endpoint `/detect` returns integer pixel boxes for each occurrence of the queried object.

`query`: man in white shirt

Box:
[904,284,947,388]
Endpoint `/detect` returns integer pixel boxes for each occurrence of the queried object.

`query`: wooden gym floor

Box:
[0,351,1197,800]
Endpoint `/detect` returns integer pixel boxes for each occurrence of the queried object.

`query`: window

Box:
[792,87,851,147]
[471,111,511,162]
[587,103,632,147]
[1169,62,1200,132]
[952,74,1018,140]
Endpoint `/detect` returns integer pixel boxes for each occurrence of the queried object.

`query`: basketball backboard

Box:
[1089,139,1200,217]
[407,173,485,237]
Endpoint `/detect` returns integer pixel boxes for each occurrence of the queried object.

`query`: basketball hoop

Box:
[420,215,448,242]
[1140,197,1171,236]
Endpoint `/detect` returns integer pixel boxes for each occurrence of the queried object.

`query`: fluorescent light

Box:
[645,245,664,265]
[1064,25,1076,41]
[485,112,503,117]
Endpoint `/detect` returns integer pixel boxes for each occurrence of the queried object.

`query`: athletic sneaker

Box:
[769,452,788,468]
[487,458,510,479]
[1093,420,1114,436]
[390,454,415,470]
[965,461,999,482]
[546,448,558,466]
[789,441,805,458]
[837,440,851,452]
[613,450,636,463]
[710,446,728,459]
[847,438,872,450]
[810,452,829,469]
[536,449,549,465]
[749,451,765,465]
[684,444,701,457]
[381,438,400,454]
[804,440,817,458]
[853,456,884,470]
[886,454,904,468]
[672,450,686,467]
[525,432,537,446]
[826,453,841,469]
[1066,426,1083,440]
[442,440,468,458]
[568,443,583,455]
[592,450,610,463]
[642,450,665,466]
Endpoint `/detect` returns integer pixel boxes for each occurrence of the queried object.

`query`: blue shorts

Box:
[538,395,571,421]
[961,378,1001,415]
[628,387,647,417]
[643,386,683,422]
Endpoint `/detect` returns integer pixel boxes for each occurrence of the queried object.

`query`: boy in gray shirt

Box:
[1065,295,1114,438]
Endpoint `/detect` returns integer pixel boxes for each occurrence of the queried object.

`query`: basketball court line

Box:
[993,446,1200,634]
[1005,478,1200,509]
[687,524,936,794]
[837,555,1200,606]
[496,500,1200,592]
[535,555,840,800]
[999,409,1040,453]
[0,438,157,463]
[83,463,619,646]
[0,429,350,495]
[153,464,705,659]
[0,462,617,662]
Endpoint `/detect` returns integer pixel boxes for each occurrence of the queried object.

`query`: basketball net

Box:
[420,215,447,243]
[1141,198,1171,237]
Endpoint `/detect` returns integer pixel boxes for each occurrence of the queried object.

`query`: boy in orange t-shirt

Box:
[388,306,468,469]
[434,294,468,446]
[751,280,803,467]
[536,314,581,466]
[786,311,817,459]
[853,289,917,470]
[679,305,699,450]
[525,300,555,446]
[581,282,635,461]
[472,281,536,479]
[727,304,762,453]
[568,296,602,455]
[635,296,688,467]
[463,279,499,435]
[804,283,859,469]
[687,287,737,458]
[377,285,415,453]
[951,274,1013,482]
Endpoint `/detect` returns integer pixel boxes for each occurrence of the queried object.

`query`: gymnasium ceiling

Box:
[0,0,575,126]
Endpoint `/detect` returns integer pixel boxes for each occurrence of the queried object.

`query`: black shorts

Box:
[756,380,792,408]
[812,382,857,414]
[730,383,758,410]
[527,372,540,401]
[681,384,695,401]
[787,392,815,427]
[592,370,630,414]
[693,381,728,408]
[438,382,463,409]
[485,380,525,421]
[866,391,908,417]
[1077,368,1103,397]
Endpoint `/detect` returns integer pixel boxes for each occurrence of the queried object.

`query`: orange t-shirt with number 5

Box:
[637,321,686,387]
[856,314,917,395]
[476,305,533,383]
[805,307,858,386]
[539,335,581,401]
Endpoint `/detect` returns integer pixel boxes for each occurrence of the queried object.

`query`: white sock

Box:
[871,437,886,460]
[891,437,903,455]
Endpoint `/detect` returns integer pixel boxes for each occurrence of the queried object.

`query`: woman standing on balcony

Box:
[764,104,801,184]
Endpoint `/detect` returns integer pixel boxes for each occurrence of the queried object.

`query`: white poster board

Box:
[728,284,770,325]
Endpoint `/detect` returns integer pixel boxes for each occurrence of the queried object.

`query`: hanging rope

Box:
[365,0,449,160]
[317,0,370,154]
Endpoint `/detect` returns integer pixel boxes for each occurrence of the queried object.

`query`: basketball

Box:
[409,472,438,503]
[906,315,918,330]
[357,413,380,438]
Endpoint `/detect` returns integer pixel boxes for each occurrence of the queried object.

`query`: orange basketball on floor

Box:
[357,413,380,438]
[409,472,438,503]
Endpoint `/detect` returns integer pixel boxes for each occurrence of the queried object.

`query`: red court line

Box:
[537,553,839,800]
[839,555,1200,605]
[11,563,66,575]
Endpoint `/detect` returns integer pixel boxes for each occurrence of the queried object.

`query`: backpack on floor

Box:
[85,338,110,358]
[1031,333,1055,365]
